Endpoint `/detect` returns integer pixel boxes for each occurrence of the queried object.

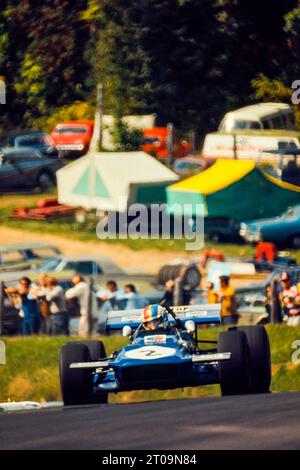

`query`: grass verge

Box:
[1,325,300,404]
[1,192,300,260]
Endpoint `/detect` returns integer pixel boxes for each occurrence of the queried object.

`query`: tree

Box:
[91,0,228,136]
[1,0,300,137]
[91,0,299,138]
[251,2,300,129]
[1,0,91,127]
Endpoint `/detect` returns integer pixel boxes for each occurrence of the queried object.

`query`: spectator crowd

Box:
[3,269,300,337]
[4,275,150,337]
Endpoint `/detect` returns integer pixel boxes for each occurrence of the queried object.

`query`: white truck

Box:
[202,130,300,165]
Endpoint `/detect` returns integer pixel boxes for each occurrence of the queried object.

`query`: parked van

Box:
[218,103,296,133]
[202,130,300,164]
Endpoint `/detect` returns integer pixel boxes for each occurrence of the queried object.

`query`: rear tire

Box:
[36,171,54,192]
[76,340,108,404]
[59,343,92,406]
[237,326,271,393]
[181,266,201,289]
[209,232,221,243]
[218,330,250,396]
[157,264,201,289]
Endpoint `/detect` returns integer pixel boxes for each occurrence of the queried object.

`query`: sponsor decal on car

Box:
[185,311,208,318]
[173,306,190,313]
[121,315,142,323]
[144,335,167,345]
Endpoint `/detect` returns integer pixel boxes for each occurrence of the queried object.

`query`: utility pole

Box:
[271,278,282,324]
[97,83,104,151]
[233,133,237,159]
[167,122,174,168]
[87,277,94,336]
[0,76,6,105]
[0,282,4,336]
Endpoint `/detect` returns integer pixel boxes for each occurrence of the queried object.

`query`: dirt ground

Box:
[0,225,268,288]
[0,225,189,275]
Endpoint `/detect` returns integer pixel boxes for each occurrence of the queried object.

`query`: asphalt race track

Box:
[0,392,300,450]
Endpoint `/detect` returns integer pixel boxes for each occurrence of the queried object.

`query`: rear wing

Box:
[105,304,221,331]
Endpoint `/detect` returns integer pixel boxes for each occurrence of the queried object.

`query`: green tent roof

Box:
[167,159,300,220]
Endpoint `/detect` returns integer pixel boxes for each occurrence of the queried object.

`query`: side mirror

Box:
[122,325,133,337]
[185,320,195,333]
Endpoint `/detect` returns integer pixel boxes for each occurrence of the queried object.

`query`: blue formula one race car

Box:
[59,301,272,406]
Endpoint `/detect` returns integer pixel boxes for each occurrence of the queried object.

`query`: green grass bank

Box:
[1,325,300,404]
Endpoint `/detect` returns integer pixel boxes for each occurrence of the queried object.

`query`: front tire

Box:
[59,343,92,406]
[76,340,108,404]
[36,171,54,192]
[218,330,250,396]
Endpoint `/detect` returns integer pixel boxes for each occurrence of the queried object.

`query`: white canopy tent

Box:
[57,151,178,211]
[89,113,156,151]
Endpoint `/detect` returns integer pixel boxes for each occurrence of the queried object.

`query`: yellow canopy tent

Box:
[167,159,300,220]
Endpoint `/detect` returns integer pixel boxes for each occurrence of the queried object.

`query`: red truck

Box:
[141,127,191,160]
[50,121,94,157]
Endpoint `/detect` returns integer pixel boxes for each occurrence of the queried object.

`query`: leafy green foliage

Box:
[251,2,300,130]
[111,115,143,151]
[0,0,90,127]
[33,101,95,133]
[1,0,300,137]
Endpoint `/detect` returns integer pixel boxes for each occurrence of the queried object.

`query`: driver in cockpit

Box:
[142,304,165,331]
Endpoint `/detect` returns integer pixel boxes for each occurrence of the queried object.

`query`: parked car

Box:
[240,205,300,248]
[0,148,63,191]
[172,157,205,178]
[141,127,191,160]
[186,216,242,244]
[37,255,124,276]
[236,266,300,300]
[237,294,269,325]
[0,253,157,294]
[261,148,300,187]
[50,121,94,157]
[36,255,157,292]
[0,130,57,156]
[0,242,62,273]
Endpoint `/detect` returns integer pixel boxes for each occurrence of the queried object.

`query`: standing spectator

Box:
[161,279,175,307]
[123,284,149,309]
[65,275,97,337]
[6,277,41,335]
[205,281,219,304]
[279,272,300,326]
[98,280,124,312]
[263,283,272,318]
[218,275,238,326]
[102,281,123,306]
[161,279,191,307]
[46,277,69,335]
[33,274,52,334]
